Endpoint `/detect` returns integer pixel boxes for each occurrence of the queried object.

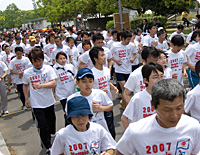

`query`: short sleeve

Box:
[22,71,29,84]
[8,60,14,70]
[142,36,149,47]
[51,129,65,155]
[184,46,194,57]
[48,66,57,80]
[1,61,8,71]
[101,91,113,106]
[106,50,112,60]
[184,92,195,113]
[79,52,89,64]
[124,74,135,92]
[116,125,136,154]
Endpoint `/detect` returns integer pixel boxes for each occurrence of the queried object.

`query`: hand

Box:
[157,48,163,51]
[19,72,24,79]
[100,152,110,155]
[130,58,134,63]
[190,65,195,72]
[102,89,108,93]
[116,60,122,66]
[92,102,102,113]
[0,77,1,82]
[172,73,177,79]
[32,83,42,89]
[184,71,188,79]
[153,41,158,47]
[25,99,31,108]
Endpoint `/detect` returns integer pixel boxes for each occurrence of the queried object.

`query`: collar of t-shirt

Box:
[33,65,45,73]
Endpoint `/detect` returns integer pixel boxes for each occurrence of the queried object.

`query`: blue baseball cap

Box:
[67,96,93,120]
[153,17,157,21]
[76,68,94,80]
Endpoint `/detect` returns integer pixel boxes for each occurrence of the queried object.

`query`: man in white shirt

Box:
[52,36,70,65]
[142,23,158,47]
[169,24,185,43]
[76,31,89,55]
[22,48,57,154]
[44,33,56,65]
[156,30,169,52]
[123,47,160,106]
[10,36,26,55]
[111,30,137,107]
[117,79,200,155]
[25,36,36,57]
[121,62,164,129]
[107,29,118,49]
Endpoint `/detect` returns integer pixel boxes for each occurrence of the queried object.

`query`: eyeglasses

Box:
[83,44,90,48]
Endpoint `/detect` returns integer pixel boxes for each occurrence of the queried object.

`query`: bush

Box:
[131,15,167,30]
[106,20,114,30]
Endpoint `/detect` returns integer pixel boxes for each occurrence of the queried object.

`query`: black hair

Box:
[141,47,160,62]
[111,29,118,35]
[143,19,148,22]
[121,30,132,40]
[92,33,104,43]
[89,46,104,65]
[177,24,184,30]
[56,51,67,60]
[15,47,23,53]
[196,15,200,19]
[28,47,44,63]
[82,40,91,48]
[190,30,200,42]
[77,31,82,36]
[157,30,165,37]
[47,33,55,41]
[195,22,200,29]
[4,45,9,49]
[54,36,61,40]
[148,23,157,33]
[117,31,122,41]
[88,31,95,37]
[67,27,73,32]
[15,36,21,40]
[142,62,164,87]
[195,60,200,76]
[81,31,89,38]
[66,37,74,43]
[171,35,184,46]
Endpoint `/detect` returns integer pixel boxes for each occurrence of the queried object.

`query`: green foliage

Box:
[131,15,167,30]
[106,20,114,29]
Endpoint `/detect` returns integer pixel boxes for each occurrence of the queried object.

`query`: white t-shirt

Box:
[123,89,155,123]
[92,67,112,100]
[25,45,35,55]
[130,41,140,65]
[167,49,187,84]
[66,89,113,132]
[107,40,118,49]
[117,114,200,155]
[9,56,31,84]
[51,122,116,155]
[184,42,200,66]
[185,84,200,122]
[156,40,168,52]
[186,31,193,44]
[69,46,79,69]
[110,42,137,74]
[44,43,56,65]
[164,67,172,79]
[22,65,57,108]
[103,34,112,42]
[124,66,146,94]
[10,43,26,55]
[0,61,8,77]
[78,50,94,69]
[53,63,76,100]
[77,42,84,55]
[142,34,157,47]
[52,45,70,64]
[102,46,112,68]
[169,31,185,41]
[0,50,6,57]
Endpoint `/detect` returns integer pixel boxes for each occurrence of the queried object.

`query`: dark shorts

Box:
[115,73,130,82]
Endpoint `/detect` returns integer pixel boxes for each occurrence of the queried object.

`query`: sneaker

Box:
[15,89,18,93]
[4,111,9,114]
[46,148,51,155]
[22,106,27,110]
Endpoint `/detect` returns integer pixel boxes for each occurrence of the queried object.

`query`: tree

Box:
[4,3,23,28]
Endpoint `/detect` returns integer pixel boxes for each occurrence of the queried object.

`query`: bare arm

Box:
[130,53,137,63]
[78,61,85,70]
[32,79,57,89]
[112,57,122,66]
[116,150,123,155]
[121,115,129,130]
[122,88,131,107]
[92,102,113,112]
[107,59,113,71]
[23,83,30,108]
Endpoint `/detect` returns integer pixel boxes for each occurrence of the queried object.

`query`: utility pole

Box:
[118,0,123,30]
[196,0,199,15]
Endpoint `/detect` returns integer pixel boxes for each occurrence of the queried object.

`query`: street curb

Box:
[0,132,10,155]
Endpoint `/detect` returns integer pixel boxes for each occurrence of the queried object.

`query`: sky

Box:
[0,0,34,11]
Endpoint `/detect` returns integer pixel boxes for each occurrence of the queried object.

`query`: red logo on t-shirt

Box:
[195,52,200,61]
[170,58,178,69]
[118,49,126,58]
[98,76,108,89]
[15,63,22,71]
[59,72,69,81]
